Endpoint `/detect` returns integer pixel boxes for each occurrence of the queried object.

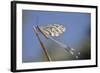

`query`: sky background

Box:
[22,10,91,63]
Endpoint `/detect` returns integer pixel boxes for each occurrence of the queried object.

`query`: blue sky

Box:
[22,10,91,62]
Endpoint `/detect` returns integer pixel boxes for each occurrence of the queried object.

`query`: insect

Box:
[33,24,80,61]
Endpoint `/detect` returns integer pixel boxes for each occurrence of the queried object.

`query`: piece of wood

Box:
[33,26,52,61]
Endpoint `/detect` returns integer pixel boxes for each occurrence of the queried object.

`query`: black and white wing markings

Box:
[39,24,66,37]
[35,24,81,59]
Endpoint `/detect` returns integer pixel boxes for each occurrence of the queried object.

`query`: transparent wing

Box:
[48,36,81,59]
[35,24,80,59]
[39,24,66,37]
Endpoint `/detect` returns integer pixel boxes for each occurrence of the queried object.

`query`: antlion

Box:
[33,24,80,61]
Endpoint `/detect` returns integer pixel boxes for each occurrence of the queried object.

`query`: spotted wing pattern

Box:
[39,24,66,37]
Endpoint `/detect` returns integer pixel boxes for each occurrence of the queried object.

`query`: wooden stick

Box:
[37,26,49,39]
[33,26,52,61]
